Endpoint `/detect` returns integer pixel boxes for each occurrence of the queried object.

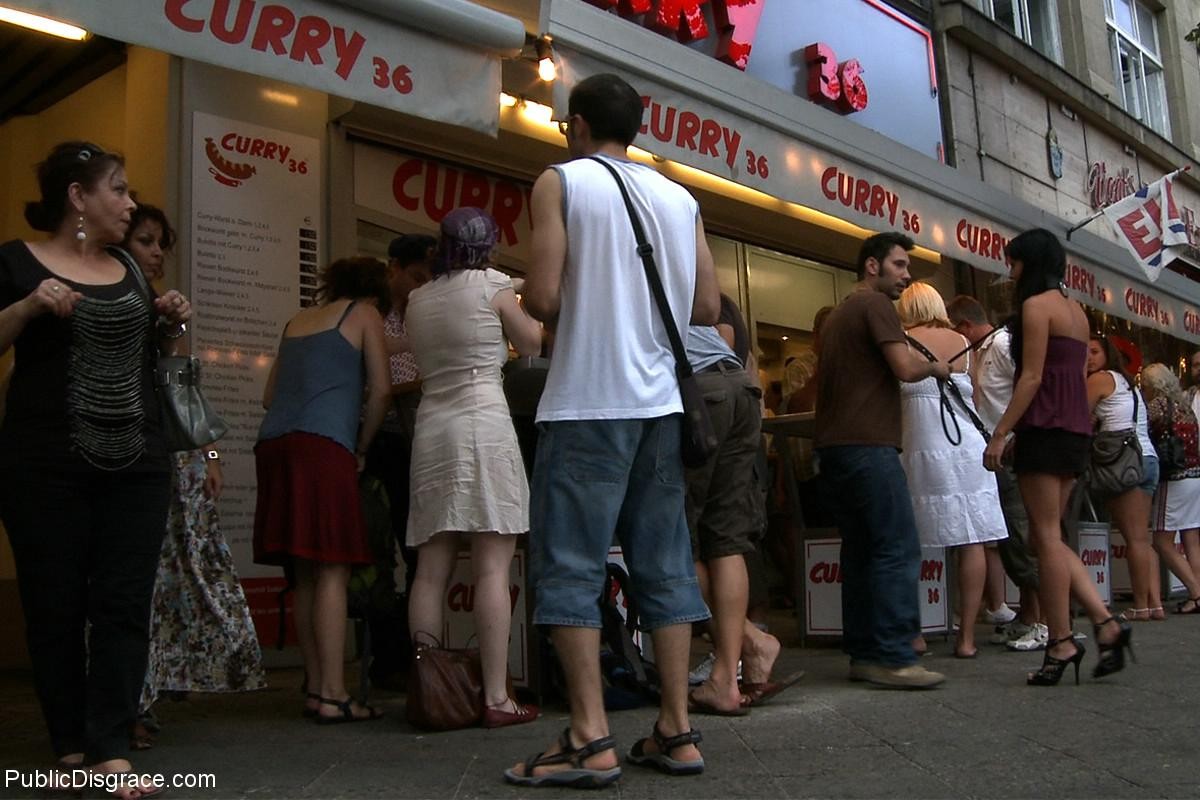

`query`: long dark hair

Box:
[1005,228,1067,371]
[1090,334,1132,383]
[24,141,125,232]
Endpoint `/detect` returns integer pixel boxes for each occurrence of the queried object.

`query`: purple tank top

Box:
[1015,336,1090,435]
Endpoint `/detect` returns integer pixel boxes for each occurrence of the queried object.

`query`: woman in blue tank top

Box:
[253,257,391,723]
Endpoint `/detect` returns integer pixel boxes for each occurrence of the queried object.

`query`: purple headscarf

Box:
[435,207,499,274]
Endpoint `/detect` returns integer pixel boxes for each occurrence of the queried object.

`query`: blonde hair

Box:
[898,282,951,329]
[1141,363,1186,405]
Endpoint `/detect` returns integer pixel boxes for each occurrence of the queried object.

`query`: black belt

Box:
[698,359,742,375]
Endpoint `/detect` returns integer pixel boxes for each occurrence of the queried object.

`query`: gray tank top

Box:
[257,302,364,453]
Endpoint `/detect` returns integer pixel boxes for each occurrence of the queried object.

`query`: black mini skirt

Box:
[1012,428,1091,476]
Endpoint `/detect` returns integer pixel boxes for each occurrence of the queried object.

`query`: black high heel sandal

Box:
[1093,616,1135,678]
[1027,636,1085,686]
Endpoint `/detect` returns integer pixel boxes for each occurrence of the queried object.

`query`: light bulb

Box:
[538,57,557,82]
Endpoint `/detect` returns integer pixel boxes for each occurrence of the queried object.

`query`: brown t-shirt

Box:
[814,288,906,449]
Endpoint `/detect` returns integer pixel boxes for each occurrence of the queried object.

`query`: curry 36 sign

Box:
[579,0,941,156]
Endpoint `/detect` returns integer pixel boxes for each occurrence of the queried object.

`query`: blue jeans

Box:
[529,416,711,630]
[818,446,921,667]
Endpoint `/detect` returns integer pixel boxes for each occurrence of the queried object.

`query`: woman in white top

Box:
[1085,336,1161,620]
[405,208,543,728]
[898,283,1007,658]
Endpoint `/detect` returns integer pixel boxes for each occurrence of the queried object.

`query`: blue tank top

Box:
[257,302,364,453]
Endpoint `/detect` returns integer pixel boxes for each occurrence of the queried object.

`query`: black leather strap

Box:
[587,156,693,380]
[906,334,992,445]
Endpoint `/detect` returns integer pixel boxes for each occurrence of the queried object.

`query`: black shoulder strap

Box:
[1125,375,1139,426]
[906,333,992,444]
[107,245,154,303]
[587,156,693,380]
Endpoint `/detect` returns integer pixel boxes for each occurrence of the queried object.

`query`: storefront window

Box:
[1105,0,1170,137]
[983,0,1063,63]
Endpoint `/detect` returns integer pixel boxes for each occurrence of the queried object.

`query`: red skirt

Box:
[253,432,371,566]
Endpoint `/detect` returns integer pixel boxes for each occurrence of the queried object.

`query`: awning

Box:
[7,0,524,135]
[543,0,1200,343]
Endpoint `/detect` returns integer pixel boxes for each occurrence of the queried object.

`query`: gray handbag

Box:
[155,355,229,451]
[109,246,229,452]
[1087,378,1143,495]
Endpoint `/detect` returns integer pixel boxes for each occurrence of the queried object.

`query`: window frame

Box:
[1104,0,1171,137]
[982,0,1063,63]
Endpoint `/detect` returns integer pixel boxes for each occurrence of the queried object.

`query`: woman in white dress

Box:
[898,283,1008,658]
[405,208,543,728]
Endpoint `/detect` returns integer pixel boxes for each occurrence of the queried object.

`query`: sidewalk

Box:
[3,615,1198,799]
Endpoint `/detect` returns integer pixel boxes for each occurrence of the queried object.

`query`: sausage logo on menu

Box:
[205,137,256,188]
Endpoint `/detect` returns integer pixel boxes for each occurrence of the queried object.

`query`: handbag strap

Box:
[587,156,693,380]
[107,245,155,305]
[905,334,992,444]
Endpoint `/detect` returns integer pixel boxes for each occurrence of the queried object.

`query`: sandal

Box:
[503,728,622,788]
[314,696,383,725]
[1149,606,1166,621]
[1174,597,1200,615]
[1121,608,1150,622]
[301,692,322,719]
[627,723,704,776]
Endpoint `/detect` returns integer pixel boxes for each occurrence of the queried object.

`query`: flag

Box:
[1101,168,1190,282]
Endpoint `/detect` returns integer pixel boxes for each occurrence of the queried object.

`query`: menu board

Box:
[189,112,321,579]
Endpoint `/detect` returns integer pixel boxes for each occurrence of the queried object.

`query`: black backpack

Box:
[598,563,660,709]
[1155,399,1189,474]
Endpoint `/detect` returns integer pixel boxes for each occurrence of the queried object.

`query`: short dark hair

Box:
[24,141,125,232]
[568,73,644,147]
[1005,228,1065,306]
[388,233,436,268]
[946,295,987,327]
[317,257,388,306]
[123,201,176,253]
[856,232,913,280]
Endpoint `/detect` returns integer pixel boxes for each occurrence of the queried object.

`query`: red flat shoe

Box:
[482,700,540,729]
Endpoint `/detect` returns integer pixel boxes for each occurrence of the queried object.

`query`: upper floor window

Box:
[982,0,1063,63]
[1106,0,1170,137]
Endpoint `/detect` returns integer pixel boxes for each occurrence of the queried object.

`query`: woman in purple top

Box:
[983,229,1132,686]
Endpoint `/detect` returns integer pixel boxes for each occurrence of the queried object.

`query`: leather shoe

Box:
[482,701,540,729]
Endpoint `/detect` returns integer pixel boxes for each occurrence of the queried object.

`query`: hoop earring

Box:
[75,216,86,242]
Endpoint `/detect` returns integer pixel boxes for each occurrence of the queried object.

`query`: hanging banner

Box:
[189,111,321,586]
[553,49,1200,344]
[10,0,500,134]
[1101,169,1191,283]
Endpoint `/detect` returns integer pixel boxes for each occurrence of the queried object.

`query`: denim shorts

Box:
[1138,455,1161,495]
[529,416,711,631]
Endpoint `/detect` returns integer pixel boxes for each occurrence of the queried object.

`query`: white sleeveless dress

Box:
[900,365,1007,548]
[404,268,529,545]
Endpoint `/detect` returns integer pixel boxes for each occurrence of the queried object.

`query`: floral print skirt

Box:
[140,450,266,711]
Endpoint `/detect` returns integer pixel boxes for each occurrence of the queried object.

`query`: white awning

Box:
[7,0,519,134]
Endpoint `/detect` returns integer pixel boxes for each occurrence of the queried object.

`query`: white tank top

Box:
[1094,370,1154,456]
[536,155,699,422]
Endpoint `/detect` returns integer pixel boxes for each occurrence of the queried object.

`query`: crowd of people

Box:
[5,72,1200,795]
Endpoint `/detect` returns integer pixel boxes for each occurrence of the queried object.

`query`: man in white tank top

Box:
[505,74,719,788]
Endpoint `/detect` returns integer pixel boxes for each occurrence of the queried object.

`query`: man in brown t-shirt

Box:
[815,231,949,689]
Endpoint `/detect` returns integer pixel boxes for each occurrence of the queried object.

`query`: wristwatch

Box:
[206,449,220,462]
